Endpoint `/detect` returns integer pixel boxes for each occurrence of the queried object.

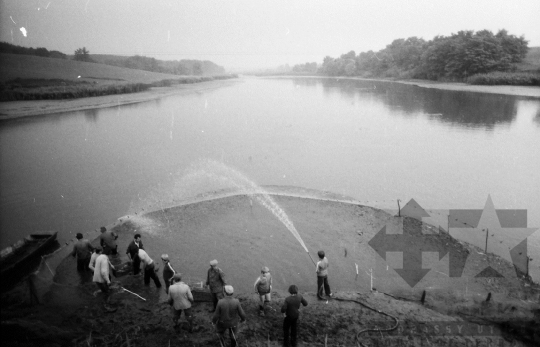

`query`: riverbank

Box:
[0,78,242,121]
[1,189,539,346]
[265,75,540,98]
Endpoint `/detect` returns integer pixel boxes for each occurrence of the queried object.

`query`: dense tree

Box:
[74,47,92,62]
[316,29,530,80]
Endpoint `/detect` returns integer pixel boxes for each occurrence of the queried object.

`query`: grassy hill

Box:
[0,53,236,101]
[0,53,200,85]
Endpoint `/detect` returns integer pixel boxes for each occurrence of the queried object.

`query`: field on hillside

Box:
[0,53,198,84]
[0,54,236,101]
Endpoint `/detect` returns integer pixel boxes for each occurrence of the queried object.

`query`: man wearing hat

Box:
[161,254,176,293]
[212,285,246,347]
[168,273,194,332]
[206,259,226,312]
[71,232,94,272]
[253,266,273,316]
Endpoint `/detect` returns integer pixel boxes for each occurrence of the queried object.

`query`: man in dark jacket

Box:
[71,233,94,272]
[212,285,246,347]
[126,234,144,275]
[99,226,118,255]
[281,285,308,347]
[206,259,226,312]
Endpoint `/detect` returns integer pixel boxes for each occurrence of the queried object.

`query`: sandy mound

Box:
[2,192,539,346]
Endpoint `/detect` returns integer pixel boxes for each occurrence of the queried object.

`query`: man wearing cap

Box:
[99,226,118,256]
[71,232,94,272]
[212,285,246,347]
[316,250,333,300]
[253,266,273,316]
[138,249,162,288]
[168,273,194,332]
[206,259,226,312]
[161,254,176,293]
[126,234,144,275]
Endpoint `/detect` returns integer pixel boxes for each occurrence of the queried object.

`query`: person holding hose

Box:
[316,250,333,300]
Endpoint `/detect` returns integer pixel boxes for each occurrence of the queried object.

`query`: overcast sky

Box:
[1,0,539,71]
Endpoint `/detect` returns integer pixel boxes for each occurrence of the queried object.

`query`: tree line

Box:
[0,41,67,59]
[1,42,226,76]
[295,29,531,81]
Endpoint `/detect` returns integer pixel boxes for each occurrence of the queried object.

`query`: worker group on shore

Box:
[71,228,333,347]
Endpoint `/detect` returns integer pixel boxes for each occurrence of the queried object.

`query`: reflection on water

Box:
[298,78,520,129]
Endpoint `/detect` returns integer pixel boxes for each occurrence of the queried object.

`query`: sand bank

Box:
[268,75,540,98]
[0,79,242,121]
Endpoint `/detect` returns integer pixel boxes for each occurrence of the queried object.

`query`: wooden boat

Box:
[0,232,58,290]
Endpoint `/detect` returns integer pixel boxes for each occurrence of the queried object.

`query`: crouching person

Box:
[212,285,246,347]
[168,273,194,332]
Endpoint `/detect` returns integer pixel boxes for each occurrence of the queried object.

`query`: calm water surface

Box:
[1,77,539,274]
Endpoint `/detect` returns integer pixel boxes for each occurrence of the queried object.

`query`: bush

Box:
[467,72,540,86]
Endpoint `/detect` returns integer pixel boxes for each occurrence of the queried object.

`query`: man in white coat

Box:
[93,252,111,294]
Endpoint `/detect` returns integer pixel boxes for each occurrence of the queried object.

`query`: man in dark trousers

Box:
[316,250,333,300]
[99,226,118,255]
[161,254,176,293]
[126,234,144,275]
[281,285,308,347]
[138,249,162,288]
[212,285,246,347]
[71,232,94,272]
[206,259,226,312]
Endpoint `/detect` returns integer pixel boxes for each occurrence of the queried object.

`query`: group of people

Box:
[71,229,334,347]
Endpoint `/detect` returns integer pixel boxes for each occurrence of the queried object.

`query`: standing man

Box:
[253,266,272,316]
[71,233,94,272]
[138,249,162,288]
[206,259,226,312]
[281,285,308,347]
[168,273,194,332]
[316,250,333,300]
[99,226,118,256]
[93,251,112,295]
[89,246,102,272]
[212,285,246,347]
[161,254,176,293]
[126,234,144,275]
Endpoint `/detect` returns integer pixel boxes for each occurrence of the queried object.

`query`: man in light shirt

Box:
[93,251,111,294]
[168,273,194,332]
[138,249,162,288]
[89,247,102,272]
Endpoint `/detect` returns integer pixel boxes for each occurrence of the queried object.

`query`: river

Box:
[1,77,539,279]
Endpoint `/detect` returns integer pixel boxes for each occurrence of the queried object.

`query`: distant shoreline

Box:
[0,79,242,121]
[1,75,539,121]
[264,75,540,98]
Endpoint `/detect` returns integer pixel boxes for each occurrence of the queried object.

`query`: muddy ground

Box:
[1,193,539,346]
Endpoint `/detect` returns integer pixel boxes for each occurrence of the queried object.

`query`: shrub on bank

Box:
[0,75,238,101]
[467,72,540,86]
[0,82,152,101]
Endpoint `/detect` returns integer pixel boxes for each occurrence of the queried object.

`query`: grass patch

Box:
[0,75,239,101]
[0,80,151,101]
[467,71,540,86]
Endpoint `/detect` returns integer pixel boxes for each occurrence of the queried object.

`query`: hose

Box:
[333,295,399,347]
